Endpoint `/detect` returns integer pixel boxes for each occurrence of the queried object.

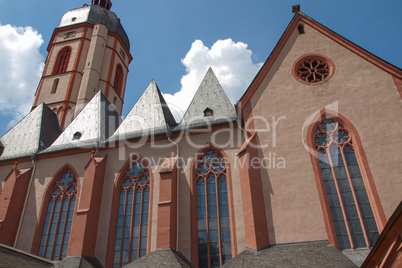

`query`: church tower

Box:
[32,0,131,128]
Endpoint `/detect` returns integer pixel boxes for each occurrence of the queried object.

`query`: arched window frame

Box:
[113,64,124,97]
[53,46,72,74]
[191,143,237,268]
[307,109,386,249]
[106,154,154,268]
[32,164,80,260]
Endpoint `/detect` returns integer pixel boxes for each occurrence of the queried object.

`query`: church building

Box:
[0,1,401,267]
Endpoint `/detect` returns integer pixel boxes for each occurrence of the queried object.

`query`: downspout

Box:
[166,128,180,251]
[14,153,37,247]
[235,103,248,139]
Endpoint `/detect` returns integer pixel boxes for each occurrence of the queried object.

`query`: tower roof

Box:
[59,4,130,50]
[178,68,237,129]
[108,80,177,142]
[43,91,121,153]
[0,103,61,161]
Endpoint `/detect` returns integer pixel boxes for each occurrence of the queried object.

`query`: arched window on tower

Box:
[109,157,152,268]
[37,168,77,260]
[113,64,124,97]
[51,79,59,94]
[192,147,235,268]
[310,114,382,250]
[53,47,71,74]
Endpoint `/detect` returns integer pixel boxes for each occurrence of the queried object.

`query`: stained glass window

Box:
[113,161,150,268]
[314,118,379,250]
[38,170,77,260]
[196,150,232,267]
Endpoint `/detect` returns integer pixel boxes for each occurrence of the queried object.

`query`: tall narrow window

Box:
[113,160,150,268]
[54,47,71,74]
[313,117,379,250]
[113,64,124,96]
[51,78,59,94]
[38,170,77,260]
[195,149,232,268]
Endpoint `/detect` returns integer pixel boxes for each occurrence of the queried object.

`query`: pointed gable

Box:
[239,11,402,109]
[0,103,61,161]
[179,68,236,128]
[108,80,177,141]
[44,91,121,152]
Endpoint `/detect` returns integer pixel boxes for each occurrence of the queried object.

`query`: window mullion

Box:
[327,147,355,249]
[119,189,128,268]
[128,187,135,263]
[50,195,64,260]
[215,177,223,267]
[204,178,211,268]
[137,187,144,260]
[340,146,370,247]
[43,197,56,257]
[57,196,71,259]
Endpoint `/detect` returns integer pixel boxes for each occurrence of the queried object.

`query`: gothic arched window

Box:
[38,169,77,260]
[311,116,381,250]
[192,148,234,268]
[111,159,151,268]
[53,47,71,74]
[113,64,124,96]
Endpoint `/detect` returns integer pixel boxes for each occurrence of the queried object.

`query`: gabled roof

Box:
[55,255,103,268]
[223,241,357,267]
[108,80,177,142]
[0,243,54,267]
[177,68,237,130]
[43,91,121,153]
[238,11,402,108]
[0,103,61,161]
[124,248,192,268]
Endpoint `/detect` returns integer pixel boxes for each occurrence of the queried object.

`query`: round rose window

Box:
[293,54,334,84]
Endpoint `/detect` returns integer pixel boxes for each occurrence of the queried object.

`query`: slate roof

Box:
[59,4,130,50]
[177,68,237,130]
[0,103,61,161]
[108,80,177,142]
[43,91,121,153]
[54,255,103,268]
[0,243,54,267]
[222,241,358,268]
[124,248,192,268]
[2,69,236,159]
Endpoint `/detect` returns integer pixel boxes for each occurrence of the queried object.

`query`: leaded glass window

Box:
[314,118,379,250]
[113,161,150,268]
[196,150,232,268]
[38,170,77,260]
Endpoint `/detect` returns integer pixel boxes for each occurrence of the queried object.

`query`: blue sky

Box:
[0,0,401,137]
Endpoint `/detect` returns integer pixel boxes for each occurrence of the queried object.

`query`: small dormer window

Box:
[71,17,77,22]
[73,131,82,140]
[204,108,213,117]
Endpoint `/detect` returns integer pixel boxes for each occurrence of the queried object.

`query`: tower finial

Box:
[92,0,112,11]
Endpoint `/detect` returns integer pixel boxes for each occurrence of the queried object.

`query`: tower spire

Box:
[92,0,112,11]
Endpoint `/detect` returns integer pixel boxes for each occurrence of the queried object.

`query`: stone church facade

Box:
[0,1,401,267]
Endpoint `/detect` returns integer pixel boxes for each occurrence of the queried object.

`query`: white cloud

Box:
[0,24,44,128]
[163,39,263,121]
